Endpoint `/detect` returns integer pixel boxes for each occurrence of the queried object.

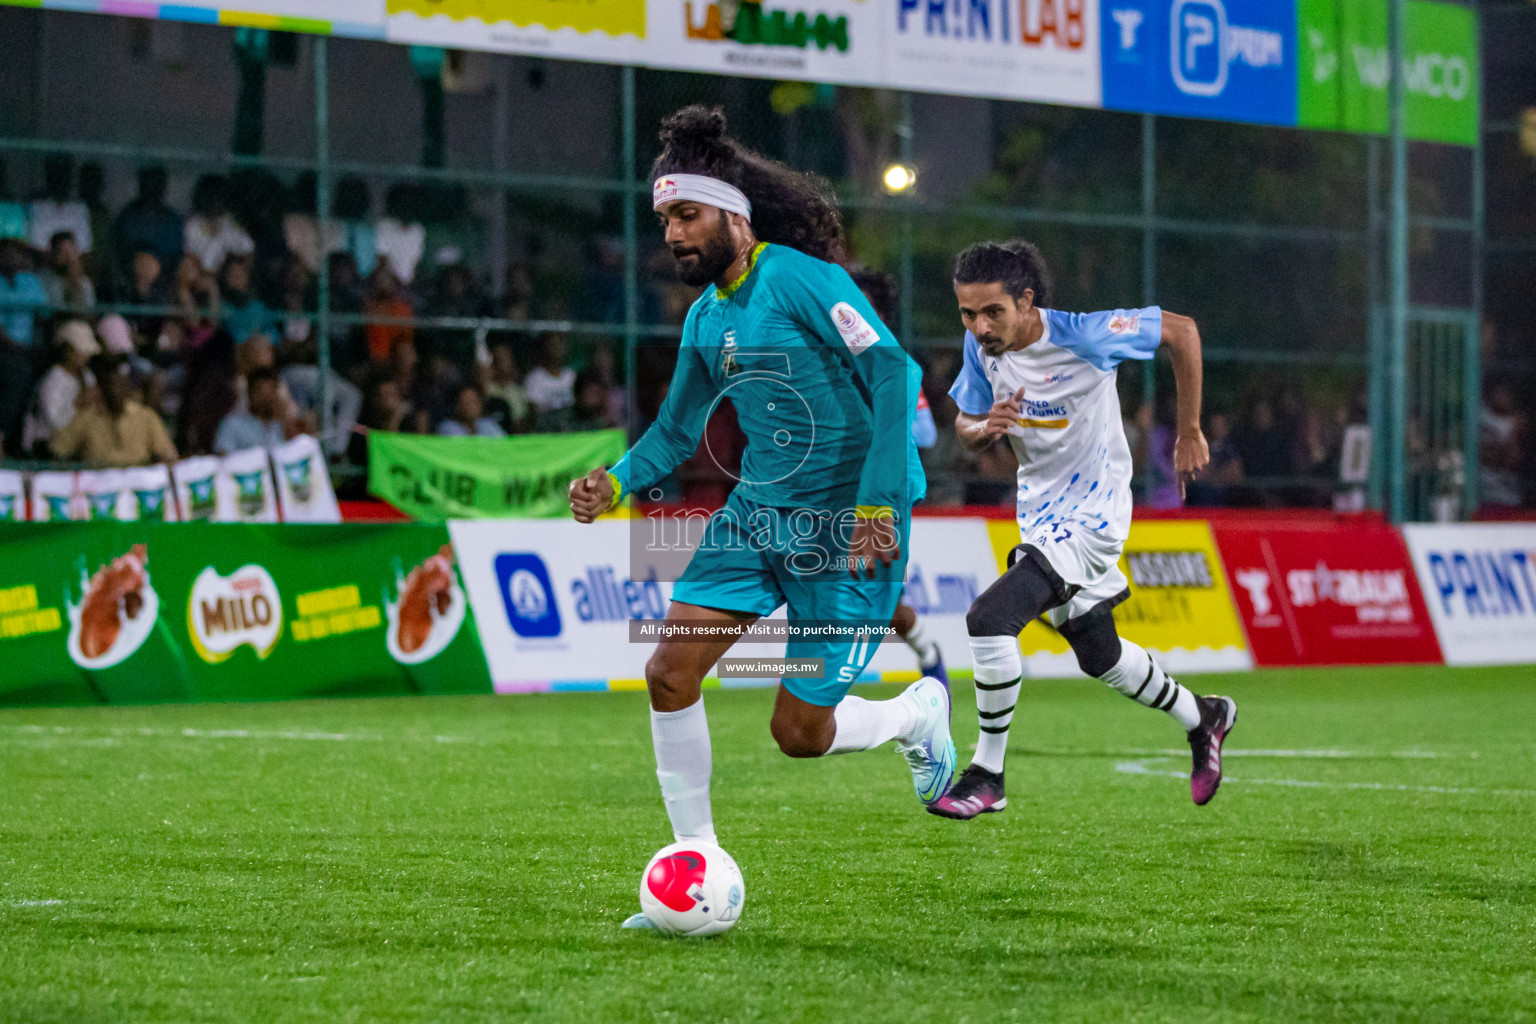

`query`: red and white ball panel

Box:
[638,841,745,937]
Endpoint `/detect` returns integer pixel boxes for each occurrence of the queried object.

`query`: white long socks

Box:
[1100,639,1201,731]
[826,693,919,754]
[970,635,1023,774]
[650,699,716,844]
[902,614,939,666]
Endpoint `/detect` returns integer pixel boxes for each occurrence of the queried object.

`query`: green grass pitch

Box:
[1,664,1533,1023]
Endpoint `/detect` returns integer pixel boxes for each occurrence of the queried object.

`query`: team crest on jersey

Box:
[830,302,878,356]
[1107,313,1140,335]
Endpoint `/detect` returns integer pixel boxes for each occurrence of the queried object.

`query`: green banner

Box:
[0,523,491,706]
[1298,0,1479,146]
[368,430,627,521]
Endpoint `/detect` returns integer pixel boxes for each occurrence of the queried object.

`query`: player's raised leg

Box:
[768,650,955,806]
[1058,605,1236,805]
[890,600,947,684]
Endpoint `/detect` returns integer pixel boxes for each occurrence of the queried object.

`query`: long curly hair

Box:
[650,105,846,264]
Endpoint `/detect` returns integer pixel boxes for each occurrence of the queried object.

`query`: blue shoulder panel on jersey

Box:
[948,332,993,416]
[1045,307,1163,372]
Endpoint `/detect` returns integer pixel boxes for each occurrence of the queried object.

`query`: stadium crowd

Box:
[0,155,629,484]
[0,153,1527,511]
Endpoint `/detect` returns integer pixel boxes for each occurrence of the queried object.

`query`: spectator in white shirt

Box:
[25,319,98,452]
[184,174,254,274]
[38,231,97,311]
[28,154,93,255]
[524,331,576,427]
[214,367,294,454]
[375,183,426,286]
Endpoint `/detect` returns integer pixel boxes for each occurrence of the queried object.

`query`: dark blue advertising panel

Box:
[1101,0,1298,125]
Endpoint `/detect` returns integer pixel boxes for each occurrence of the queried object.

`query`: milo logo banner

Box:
[369,429,627,521]
[0,523,492,706]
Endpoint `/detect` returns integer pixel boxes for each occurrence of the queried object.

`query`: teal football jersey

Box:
[612,243,926,512]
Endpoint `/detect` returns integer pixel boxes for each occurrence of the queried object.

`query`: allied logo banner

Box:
[450,516,996,692]
[1402,524,1536,667]
[1213,520,1441,666]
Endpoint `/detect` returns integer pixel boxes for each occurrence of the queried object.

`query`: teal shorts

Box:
[671,493,910,706]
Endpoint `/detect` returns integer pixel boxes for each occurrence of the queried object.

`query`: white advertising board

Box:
[449,515,997,692]
[1402,523,1536,666]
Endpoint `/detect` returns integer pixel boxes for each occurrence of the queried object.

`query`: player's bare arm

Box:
[568,466,614,523]
[1160,311,1210,493]
[955,387,1025,451]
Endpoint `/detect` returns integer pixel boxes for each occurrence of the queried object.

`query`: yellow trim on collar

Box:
[715,242,768,300]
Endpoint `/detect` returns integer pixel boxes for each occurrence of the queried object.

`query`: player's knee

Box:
[644,647,702,711]
[967,589,1032,638]
[1061,613,1122,678]
[967,549,1059,637]
[770,715,828,759]
[966,600,1004,637]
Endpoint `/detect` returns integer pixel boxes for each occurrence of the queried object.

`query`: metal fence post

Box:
[1466,30,1485,518]
[314,36,334,455]
[622,64,639,443]
[1387,0,1409,524]
[1366,136,1385,511]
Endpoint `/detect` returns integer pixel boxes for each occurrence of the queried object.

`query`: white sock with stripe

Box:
[827,693,919,754]
[651,699,716,844]
[1099,639,1201,731]
[970,635,1022,774]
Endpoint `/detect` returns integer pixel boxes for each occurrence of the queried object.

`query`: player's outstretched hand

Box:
[1173,429,1211,500]
[569,466,614,524]
[985,387,1026,439]
[848,514,900,579]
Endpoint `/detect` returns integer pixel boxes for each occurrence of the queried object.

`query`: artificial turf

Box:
[0,664,1532,1024]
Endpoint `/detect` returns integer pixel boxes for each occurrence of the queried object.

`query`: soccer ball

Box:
[638,841,745,937]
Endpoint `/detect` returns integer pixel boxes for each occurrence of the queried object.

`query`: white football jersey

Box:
[949,307,1161,588]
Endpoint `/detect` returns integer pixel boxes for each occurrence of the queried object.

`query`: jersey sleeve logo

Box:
[1107,313,1141,336]
[830,302,879,356]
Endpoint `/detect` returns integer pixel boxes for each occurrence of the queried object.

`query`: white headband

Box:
[652,173,752,221]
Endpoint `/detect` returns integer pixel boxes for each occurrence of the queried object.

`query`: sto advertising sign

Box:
[1213,521,1441,667]
[1402,524,1536,667]
[1102,0,1298,125]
